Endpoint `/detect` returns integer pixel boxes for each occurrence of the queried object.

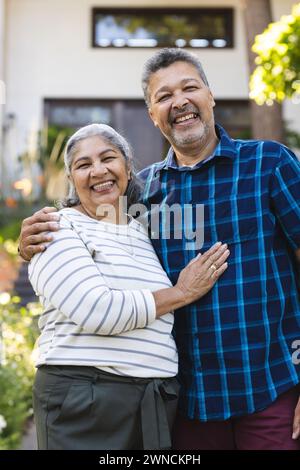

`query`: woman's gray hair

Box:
[142,48,210,107]
[61,123,143,209]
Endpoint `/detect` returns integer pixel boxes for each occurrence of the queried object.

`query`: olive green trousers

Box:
[33,365,179,450]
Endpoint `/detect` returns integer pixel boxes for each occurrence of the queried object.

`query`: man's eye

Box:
[102,156,115,162]
[77,164,89,169]
[185,86,197,91]
[158,95,170,102]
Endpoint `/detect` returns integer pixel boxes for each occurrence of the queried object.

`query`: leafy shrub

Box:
[250,3,300,105]
[0,221,22,242]
[0,294,41,449]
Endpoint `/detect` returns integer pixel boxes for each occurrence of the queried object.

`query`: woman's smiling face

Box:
[70,135,130,218]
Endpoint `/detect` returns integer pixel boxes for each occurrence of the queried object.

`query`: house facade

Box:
[0,0,299,198]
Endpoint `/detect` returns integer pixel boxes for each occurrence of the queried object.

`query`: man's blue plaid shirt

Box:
[138,124,300,421]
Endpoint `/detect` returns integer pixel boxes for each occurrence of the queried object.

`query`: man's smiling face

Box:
[147,61,216,153]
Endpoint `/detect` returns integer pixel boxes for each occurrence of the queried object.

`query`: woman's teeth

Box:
[92,181,114,192]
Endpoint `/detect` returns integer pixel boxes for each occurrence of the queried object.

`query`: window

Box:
[44,100,112,128]
[44,99,165,170]
[92,8,234,49]
[44,99,251,169]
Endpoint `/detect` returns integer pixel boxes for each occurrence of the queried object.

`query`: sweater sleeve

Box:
[28,215,156,335]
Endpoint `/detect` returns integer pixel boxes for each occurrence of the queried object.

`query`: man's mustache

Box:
[168,106,200,125]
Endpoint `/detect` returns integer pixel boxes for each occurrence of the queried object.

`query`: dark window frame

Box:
[91,7,234,49]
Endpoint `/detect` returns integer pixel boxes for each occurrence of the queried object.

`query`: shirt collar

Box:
[161,124,237,170]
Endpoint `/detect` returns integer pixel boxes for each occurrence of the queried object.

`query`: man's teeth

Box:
[92,181,114,191]
[175,113,197,123]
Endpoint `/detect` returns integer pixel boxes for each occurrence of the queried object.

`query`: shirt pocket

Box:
[207,195,261,245]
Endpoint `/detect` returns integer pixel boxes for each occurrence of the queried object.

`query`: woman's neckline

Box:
[65,207,134,227]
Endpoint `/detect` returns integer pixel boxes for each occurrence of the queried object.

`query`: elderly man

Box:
[19,48,300,450]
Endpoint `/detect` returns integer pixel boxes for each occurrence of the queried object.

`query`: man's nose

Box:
[172,92,189,109]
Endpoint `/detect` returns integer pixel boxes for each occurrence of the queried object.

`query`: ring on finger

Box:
[209,263,217,273]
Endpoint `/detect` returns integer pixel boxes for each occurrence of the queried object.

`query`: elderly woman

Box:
[28,124,229,450]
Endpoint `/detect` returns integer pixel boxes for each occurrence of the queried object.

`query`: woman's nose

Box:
[90,162,108,177]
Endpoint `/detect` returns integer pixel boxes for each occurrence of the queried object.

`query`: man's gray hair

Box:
[62,123,143,208]
[142,48,210,107]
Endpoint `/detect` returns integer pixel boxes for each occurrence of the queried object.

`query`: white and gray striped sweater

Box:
[28,208,178,378]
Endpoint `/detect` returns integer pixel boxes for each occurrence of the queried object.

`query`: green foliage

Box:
[0,294,41,449]
[0,199,51,245]
[286,127,300,149]
[0,221,22,242]
[36,125,74,202]
[113,12,226,44]
[0,200,42,237]
[0,238,19,264]
[38,125,75,170]
[250,3,300,105]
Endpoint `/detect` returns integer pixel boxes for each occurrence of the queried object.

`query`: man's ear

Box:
[209,91,216,108]
[148,108,158,127]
